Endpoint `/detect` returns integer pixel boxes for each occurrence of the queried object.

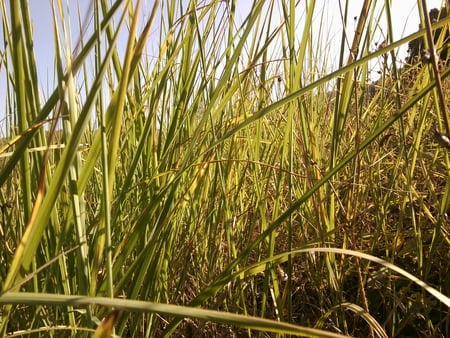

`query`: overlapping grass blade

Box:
[2,1,450,336]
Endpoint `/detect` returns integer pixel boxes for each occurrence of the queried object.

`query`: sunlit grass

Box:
[1,0,450,337]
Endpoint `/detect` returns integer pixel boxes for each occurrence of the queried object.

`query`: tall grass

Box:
[1,0,450,337]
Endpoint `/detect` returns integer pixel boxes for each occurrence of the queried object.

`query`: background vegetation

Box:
[1,0,450,337]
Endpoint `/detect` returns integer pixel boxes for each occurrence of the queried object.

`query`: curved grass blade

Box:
[0,292,353,338]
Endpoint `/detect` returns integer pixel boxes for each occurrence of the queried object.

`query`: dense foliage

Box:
[1,1,450,337]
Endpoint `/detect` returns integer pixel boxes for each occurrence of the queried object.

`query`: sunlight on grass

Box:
[1,0,450,337]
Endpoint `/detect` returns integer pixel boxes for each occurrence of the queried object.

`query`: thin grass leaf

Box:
[0,292,353,338]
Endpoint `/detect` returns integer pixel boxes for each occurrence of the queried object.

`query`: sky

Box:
[0,0,446,136]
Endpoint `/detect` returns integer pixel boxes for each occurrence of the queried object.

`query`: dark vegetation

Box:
[407,6,450,65]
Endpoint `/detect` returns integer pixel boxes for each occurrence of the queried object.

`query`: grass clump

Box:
[1,0,450,337]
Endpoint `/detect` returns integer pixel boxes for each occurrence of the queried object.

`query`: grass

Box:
[1,0,450,337]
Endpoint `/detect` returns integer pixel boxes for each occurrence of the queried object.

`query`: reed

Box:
[1,0,450,337]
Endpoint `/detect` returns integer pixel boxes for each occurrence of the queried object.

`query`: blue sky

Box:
[0,0,446,136]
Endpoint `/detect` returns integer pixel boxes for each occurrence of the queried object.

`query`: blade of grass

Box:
[0,292,353,338]
[1,2,127,296]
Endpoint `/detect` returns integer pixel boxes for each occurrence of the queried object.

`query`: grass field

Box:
[1,0,450,337]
